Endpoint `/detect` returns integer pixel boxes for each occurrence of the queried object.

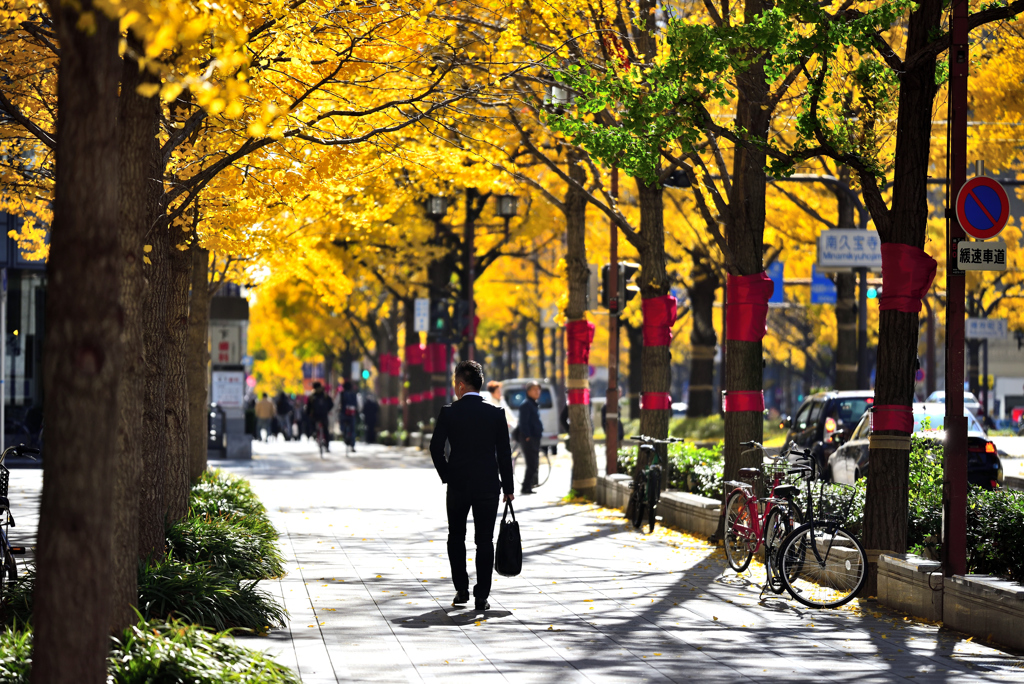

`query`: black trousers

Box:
[521,442,540,491]
[446,489,500,599]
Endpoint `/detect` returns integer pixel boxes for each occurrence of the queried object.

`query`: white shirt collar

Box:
[462,392,481,398]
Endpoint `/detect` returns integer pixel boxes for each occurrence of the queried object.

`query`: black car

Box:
[782,391,875,481]
[828,402,1003,490]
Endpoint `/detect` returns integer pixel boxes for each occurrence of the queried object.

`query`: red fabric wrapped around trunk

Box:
[567,388,590,405]
[872,405,914,433]
[422,344,436,373]
[642,295,678,346]
[723,390,764,413]
[879,243,937,313]
[405,344,424,366]
[566,319,595,366]
[640,392,672,411]
[726,273,774,342]
[432,343,448,374]
[434,386,447,399]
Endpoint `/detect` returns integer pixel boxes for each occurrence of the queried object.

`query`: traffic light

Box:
[620,262,640,305]
[601,262,641,312]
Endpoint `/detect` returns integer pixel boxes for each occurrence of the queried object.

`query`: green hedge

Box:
[617,442,724,498]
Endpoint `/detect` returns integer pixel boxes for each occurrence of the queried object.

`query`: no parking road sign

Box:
[955,176,1010,240]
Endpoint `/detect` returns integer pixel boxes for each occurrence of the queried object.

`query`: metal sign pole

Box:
[1,268,6,452]
[606,167,619,475]
[943,0,969,578]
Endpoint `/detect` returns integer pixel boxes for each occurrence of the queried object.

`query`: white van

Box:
[500,378,561,452]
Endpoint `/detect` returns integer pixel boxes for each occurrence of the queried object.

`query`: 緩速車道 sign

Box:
[817,229,883,271]
[965,318,1007,340]
[955,239,1007,272]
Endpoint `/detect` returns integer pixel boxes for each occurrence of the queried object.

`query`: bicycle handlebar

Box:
[0,445,39,464]
[629,435,683,444]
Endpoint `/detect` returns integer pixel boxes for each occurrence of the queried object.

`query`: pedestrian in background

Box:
[363,393,380,444]
[518,381,543,495]
[429,360,514,611]
[340,381,359,451]
[275,391,293,441]
[255,393,275,442]
[484,380,517,433]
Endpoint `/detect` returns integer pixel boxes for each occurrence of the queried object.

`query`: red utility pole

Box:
[943,0,969,577]
[606,168,620,474]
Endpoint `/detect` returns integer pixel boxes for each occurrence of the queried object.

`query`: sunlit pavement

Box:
[205,439,1024,683]
[5,443,1024,682]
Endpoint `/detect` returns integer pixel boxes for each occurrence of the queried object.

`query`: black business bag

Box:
[494,501,522,577]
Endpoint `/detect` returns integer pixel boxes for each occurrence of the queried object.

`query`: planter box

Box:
[596,474,632,510]
[944,574,1024,651]
[658,491,720,538]
[878,553,943,623]
[595,475,720,538]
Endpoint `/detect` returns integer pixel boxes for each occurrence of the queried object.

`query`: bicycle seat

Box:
[772,484,799,498]
[738,467,761,478]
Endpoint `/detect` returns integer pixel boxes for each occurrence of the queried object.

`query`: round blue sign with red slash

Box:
[956,176,1010,240]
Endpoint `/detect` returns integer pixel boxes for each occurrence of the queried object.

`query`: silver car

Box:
[925,390,982,419]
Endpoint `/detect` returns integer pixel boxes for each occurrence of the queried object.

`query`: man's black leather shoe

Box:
[520,488,534,495]
[452,591,470,605]
[475,599,490,611]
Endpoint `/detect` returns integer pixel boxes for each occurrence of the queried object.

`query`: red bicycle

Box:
[723,441,802,583]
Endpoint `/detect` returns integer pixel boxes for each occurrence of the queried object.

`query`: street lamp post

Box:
[489,195,518,363]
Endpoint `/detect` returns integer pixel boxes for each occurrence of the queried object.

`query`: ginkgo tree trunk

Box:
[32,0,122,679]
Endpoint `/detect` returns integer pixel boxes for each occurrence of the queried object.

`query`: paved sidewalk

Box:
[214,440,1024,683]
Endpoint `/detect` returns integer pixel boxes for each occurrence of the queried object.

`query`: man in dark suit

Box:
[430,360,514,611]
[517,381,544,495]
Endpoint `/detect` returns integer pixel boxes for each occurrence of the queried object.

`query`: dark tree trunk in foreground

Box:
[834,172,859,391]
[687,251,719,417]
[564,155,598,499]
[860,0,943,595]
[164,230,193,523]
[32,2,122,680]
[139,219,171,559]
[108,39,159,633]
[635,181,672,466]
[834,273,858,390]
[187,246,211,481]
[721,1,771,502]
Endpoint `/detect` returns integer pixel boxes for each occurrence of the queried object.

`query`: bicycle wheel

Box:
[763,507,794,594]
[512,450,526,487]
[646,468,660,534]
[779,522,867,608]
[536,453,552,487]
[631,481,647,529]
[724,490,755,572]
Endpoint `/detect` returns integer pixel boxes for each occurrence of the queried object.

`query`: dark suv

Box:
[783,391,874,480]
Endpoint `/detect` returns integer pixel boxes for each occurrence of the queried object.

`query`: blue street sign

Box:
[810,265,837,305]
[767,261,784,304]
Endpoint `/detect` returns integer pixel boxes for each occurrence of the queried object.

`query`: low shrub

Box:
[617,442,724,498]
[0,626,30,683]
[189,469,267,522]
[110,619,299,684]
[668,415,724,440]
[0,567,33,628]
[167,516,284,580]
[0,620,300,684]
[967,488,1024,584]
[138,556,286,633]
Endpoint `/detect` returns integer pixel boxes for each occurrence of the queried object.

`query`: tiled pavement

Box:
[7,441,1024,682]
[221,440,1024,683]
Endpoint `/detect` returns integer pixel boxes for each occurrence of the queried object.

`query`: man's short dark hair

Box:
[455,360,484,391]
